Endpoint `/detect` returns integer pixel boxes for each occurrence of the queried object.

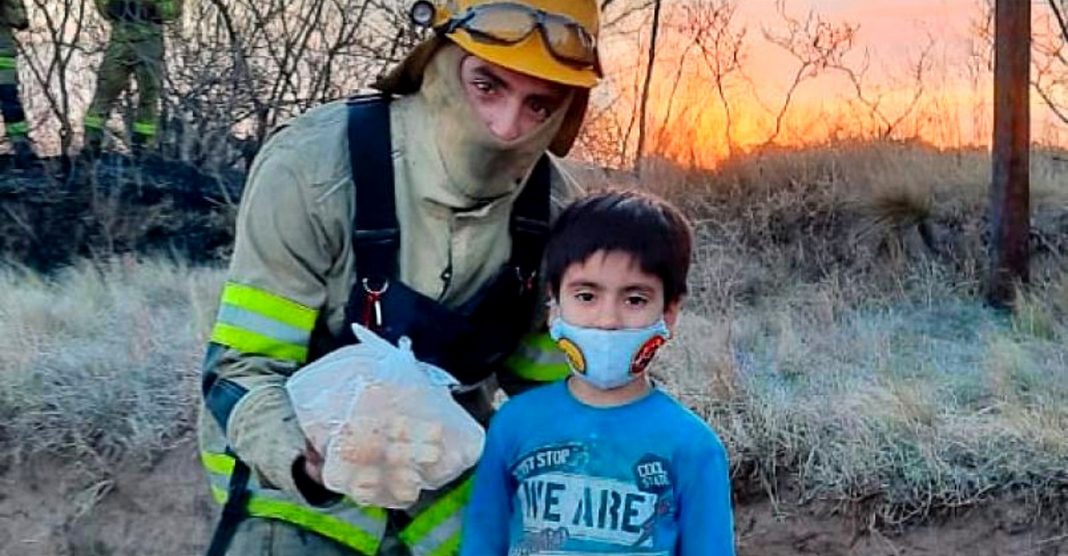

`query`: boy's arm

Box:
[676,434,736,556]
[460,412,514,555]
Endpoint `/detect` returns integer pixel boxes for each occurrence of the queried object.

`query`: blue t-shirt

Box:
[460,380,735,555]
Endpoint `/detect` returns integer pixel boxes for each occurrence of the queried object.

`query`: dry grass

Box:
[658,287,1068,528]
[644,140,1068,527]
[0,256,223,477]
[1,140,1066,530]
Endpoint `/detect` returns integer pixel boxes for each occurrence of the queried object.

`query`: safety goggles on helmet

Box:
[423,2,598,69]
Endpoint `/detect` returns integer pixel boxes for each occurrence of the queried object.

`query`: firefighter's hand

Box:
[302,440,325,485]
[293,440,341,506]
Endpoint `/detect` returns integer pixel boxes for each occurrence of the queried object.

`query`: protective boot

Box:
[80,129,103,163]
[11,138,34,169]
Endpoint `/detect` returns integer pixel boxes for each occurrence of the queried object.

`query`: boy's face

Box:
[553,250,681,331]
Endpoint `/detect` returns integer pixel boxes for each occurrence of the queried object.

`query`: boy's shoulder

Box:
[493,381,568,423]
[651,389,728,455]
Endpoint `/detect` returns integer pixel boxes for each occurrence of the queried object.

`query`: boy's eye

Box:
[625,295,649,307]
[573,292,595,303]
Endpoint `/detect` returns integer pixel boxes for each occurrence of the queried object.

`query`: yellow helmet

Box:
[427,0,601,88]
[375,0,602,155]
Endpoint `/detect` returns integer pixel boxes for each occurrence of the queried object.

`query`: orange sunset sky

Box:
[593,0,1068,167]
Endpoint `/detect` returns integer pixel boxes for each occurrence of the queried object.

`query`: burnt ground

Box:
[0,153,244,272]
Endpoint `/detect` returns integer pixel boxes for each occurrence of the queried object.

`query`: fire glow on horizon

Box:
[589,0,1068,168]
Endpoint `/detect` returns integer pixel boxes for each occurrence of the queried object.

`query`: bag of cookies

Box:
[287,324,485,508]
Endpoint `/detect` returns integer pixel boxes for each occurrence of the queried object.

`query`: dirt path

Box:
[1,438,1064,555]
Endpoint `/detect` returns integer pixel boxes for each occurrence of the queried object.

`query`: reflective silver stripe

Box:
[215,304,311,347]
[204,466,230,494]
[406,514,462,556]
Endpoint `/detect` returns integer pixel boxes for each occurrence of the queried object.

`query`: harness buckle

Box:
[516,267,537,296]
[362,278,390,329]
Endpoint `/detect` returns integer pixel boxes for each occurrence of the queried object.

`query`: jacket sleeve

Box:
[497,156,586,396]
[202,135,340,499]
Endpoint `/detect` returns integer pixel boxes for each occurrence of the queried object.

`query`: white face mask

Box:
[549,316,670,390]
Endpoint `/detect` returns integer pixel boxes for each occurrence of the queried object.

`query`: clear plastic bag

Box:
[286,323,485,509]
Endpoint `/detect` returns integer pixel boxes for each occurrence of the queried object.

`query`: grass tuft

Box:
[0,257,223,475]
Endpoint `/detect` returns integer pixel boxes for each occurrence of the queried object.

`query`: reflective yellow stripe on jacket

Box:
[399,477,473,556]
[503,331,570,382]
[209,282,317,364]
[201,451,388,555]
[6,121,27,137]
[202,451,472,556]
[133,120,157,137]
[84,113,106,131]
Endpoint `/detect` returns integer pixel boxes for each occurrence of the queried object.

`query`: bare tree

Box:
[634,0,662,167]
[973,0,1068,127]
[833,36,935,139]
[761,0,858,146]
[17,0,102,158]
[1033,0,1068,125]
[684,0,745,157]
[572,0,668,169]
[13,0,420,168]
[653,39,698,155]
[573,91,630,168]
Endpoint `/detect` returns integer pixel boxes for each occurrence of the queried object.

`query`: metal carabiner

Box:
[515,267,537,295]
[361,277,390,328]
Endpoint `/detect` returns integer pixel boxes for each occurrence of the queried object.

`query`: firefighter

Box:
[83,0,181,158]
[0,0,32,168]
[198,1,602,554]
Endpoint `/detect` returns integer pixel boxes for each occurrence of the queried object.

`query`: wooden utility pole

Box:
[987,0,1031,307]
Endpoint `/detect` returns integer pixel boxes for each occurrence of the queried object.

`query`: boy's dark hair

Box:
[545,189,693,305]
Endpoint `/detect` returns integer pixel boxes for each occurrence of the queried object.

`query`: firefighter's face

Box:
[459,55,570,142]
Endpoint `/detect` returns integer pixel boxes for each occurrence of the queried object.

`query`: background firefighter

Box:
[83,0,181,158]
[0,0,32,167]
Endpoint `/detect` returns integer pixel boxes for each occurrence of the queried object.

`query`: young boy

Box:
[461,190,735,555]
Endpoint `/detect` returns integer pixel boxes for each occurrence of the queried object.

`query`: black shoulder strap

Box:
[204,453,250,556]
[348,94,399,287]
[509,156,552,274]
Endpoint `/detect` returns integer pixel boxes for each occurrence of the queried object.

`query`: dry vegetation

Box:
[1,141,1066,534]
[1,0,1066,547]
[0,257,222,477]
[586,140,1068,527]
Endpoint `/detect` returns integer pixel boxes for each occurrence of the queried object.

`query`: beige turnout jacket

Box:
[198,96,582,504]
